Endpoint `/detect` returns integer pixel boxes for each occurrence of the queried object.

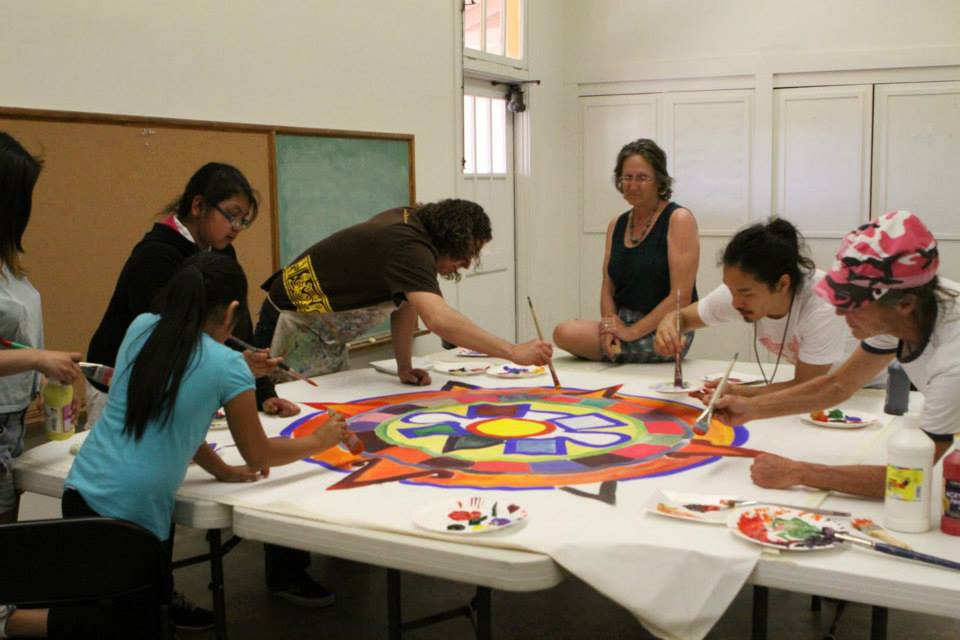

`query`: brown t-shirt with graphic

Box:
[262,207,442,313]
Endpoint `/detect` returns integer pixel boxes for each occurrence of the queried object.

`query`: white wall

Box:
[1,1,463,362]
[564,0,960,360]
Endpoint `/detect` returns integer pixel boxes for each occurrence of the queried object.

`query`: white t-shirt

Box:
[862,278,960,438]
[697,270,849,367]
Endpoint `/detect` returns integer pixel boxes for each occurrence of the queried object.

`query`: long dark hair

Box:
[162,162,259,223]
[0,132,43,277]
[124,252,248,440]
[722,218,815,294]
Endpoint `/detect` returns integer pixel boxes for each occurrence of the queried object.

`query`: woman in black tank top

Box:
[554,139,700,363]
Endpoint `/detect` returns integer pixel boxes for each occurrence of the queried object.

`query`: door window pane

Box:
[463,95,476,174]
[464,1,481,51]
[485,0,503,56]
[475,97,492,174]
[491,98,507,173]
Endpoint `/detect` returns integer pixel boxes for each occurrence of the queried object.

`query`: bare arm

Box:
[622,208,699,341]
[224,390,347,469]
[600,217,618,318]
[752,439,952,498]
[407,291,552,365]
[654,303,707,356]
[390,302,417,371]
[713,346,895,425]
[0,349,82,382]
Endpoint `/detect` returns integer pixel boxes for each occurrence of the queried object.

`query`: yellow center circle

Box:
[470,418,554,438]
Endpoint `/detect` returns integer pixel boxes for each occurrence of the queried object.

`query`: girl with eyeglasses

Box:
[554,138,700,363]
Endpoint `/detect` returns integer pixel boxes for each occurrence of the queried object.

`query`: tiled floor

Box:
[19,490,960,640]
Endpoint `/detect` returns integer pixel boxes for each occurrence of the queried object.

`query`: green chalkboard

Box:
[276,134,413,264]
[274,132,414,345]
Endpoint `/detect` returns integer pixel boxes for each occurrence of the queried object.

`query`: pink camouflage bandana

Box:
[815,210,939,310]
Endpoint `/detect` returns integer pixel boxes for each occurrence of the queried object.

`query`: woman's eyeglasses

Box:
[213,204,253,231]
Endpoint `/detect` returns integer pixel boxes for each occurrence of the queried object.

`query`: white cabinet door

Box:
[580,95,658,233]
[661,89,753,235]
[773,85,873,237]
[873,81,960,239]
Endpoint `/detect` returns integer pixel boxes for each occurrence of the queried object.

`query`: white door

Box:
[458,78,517,341]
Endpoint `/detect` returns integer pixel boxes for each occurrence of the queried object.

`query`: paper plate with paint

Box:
[432,361,490,376]
[702,372,764,386]
[649,381,696,395]
[649,490,741,525]
[728,505,841,551]
[208,408,229,431]
[455,347,489,357]
[802,409,881,430]
[486,364,547,379]
[414,495,528,535]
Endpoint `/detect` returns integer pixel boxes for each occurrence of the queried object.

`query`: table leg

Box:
[751,585,768,640]
[471,587,492,640]
[387,568,402,640]
[870,606,888,640]
[207,529,228,640]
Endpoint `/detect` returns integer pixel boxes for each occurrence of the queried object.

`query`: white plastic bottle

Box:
[884,414,934,532]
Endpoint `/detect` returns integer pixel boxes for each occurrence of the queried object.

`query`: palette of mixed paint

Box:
[651,490,741,524]
[414,495,527,534]
[803,408,880,429]
[729,506,841,551]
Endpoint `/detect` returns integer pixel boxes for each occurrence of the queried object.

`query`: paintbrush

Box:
[851,518,912,550]
[693,352,738,435]
[526,296,561,389]
[673,289,683,388]
[820,527,960,571]
[80,362,114,386]
[225,336,319,387]
[0,336,31,350]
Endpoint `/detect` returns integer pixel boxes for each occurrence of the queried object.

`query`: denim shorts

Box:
[603,307,694,364]
[0,410,27,513]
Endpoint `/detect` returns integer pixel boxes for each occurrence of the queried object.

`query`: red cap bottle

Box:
[942,435,960,536]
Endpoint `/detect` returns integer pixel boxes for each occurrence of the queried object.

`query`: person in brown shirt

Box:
[254,199,552,383]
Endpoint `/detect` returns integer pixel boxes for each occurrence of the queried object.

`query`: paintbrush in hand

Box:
[673,290,683,388]
[226,336,319,387]
[526,296,561,389]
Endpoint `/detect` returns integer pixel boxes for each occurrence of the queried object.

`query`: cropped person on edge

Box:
[2,253,349,639]
[253,199,552,382]
[654,218,851,393]
[710,211,958,497]
[0,132,82,527]
[553,138,699,363]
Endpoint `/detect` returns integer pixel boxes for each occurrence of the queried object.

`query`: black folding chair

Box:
[0,516,173,639]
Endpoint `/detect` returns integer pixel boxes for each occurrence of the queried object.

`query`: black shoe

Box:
[171,591,215,631]
[270,575,336,607]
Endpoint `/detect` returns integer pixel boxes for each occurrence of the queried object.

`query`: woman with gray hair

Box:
[554,138,699,362]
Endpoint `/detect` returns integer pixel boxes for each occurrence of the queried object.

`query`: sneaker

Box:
[171,591,215,631]
[270,575,336,607]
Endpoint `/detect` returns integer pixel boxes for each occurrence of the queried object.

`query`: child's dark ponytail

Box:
[124,252,247,440]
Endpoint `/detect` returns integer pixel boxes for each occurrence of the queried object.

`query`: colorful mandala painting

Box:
[280,382,759,498]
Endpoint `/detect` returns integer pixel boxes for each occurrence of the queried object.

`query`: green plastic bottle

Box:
[42,380,75,440]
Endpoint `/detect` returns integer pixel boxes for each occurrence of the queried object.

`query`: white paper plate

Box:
[432,361,490,376]
[728,506,841,551]
[413,495,528,535]
[801,409,881,430]
[486,364,547,378]
[649,381,696,395]
[455,347,490,357]
[648,490,740,525]
[701,371,764,386]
